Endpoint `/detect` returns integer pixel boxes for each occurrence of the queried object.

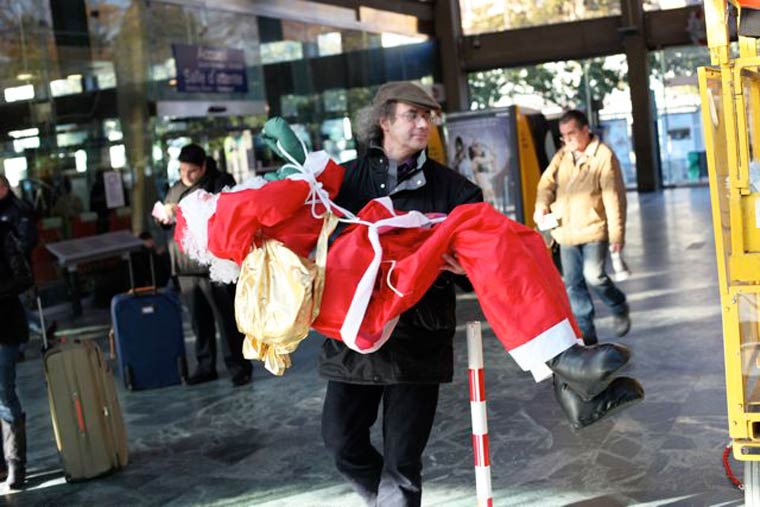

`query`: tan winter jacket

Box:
[535,136,627,246]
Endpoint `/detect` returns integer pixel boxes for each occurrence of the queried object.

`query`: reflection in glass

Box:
[467,54,636,187]
[739,293,760,410]
[459,0,621,35]
[650,45,710,185]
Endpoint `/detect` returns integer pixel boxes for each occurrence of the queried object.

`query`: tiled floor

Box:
[2,187,745,506]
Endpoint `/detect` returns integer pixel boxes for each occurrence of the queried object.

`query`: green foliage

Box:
[468,59,626,111]
[463,0,620,34]
[649,46,710,81]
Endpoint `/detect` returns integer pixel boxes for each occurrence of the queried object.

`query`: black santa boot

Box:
[2,415,26,489]
[554,375,644,429]
[547,343,631,401]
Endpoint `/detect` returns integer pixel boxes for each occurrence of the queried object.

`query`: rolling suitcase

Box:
[110,254,188,390]
[39,298,128,481]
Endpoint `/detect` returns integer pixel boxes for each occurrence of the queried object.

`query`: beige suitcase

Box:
[43,339,128,481]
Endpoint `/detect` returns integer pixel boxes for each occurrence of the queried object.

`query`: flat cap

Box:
[373,81,441,111]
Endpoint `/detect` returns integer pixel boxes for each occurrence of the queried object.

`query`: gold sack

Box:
[235,213,337,375]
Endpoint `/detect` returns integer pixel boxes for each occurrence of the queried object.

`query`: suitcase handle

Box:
[127,248,158,294]
[37,296,48,349]
[129,286,156,296]
[75,395,86,433]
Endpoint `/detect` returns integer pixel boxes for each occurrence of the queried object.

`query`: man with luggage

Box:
[534,109,631,345]
[158,144,252,387]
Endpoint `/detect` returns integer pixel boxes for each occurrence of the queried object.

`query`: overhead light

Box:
[4,84,35,103]
[168,79,177,86]
[16,73,34,80]
[75,149,87,173]
[8,127,39,139]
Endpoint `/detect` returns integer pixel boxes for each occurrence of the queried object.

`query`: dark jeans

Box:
[0,343,22,424]
[177,276,251,377]
[560,241,628,341]
[321,381,439,507]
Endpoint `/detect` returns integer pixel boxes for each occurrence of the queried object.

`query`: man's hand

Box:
[163,203,177,222]
[533,205,549,227]
[609,242,623,253]
[441,253,466,275]
[154,203,178,225]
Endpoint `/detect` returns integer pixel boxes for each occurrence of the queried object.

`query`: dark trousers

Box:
[321,381,439,507]
[177,275,250,377]
[559,241,627,341]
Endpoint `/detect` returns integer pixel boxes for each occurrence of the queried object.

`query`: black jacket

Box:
[0,191,37,258]
[318,148,483,384]
[0,222,32,345]
[164,165,236,277]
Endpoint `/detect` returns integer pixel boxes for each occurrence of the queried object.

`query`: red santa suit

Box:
[175,151,580,380]
[313,197,580,380]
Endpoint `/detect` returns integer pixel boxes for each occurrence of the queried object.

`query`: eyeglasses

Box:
[396,110,437,124]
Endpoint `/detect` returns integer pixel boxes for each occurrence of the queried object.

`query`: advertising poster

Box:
[444,109,522,220]
[104,171,125,209]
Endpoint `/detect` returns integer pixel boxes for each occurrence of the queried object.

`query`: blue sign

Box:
[172,44,248,94]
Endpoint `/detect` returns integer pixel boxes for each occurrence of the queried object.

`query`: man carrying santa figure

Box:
[172,82,644,507]
[317,82,643,507]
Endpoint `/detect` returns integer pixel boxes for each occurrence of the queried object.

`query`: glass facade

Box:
[0,0,434,241]
[650,44,711,185]
[643,0,702,11]
[459,0,621,35]
[467,54,638,187]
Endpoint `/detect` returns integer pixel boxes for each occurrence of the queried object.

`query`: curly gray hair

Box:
[353,100,397,146]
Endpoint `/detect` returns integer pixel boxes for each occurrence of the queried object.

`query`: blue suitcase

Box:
[111,254,188,390]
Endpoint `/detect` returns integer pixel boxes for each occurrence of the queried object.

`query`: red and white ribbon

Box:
[467,321,493,507]
[339,197,445,352]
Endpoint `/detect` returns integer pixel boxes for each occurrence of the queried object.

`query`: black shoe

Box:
[547,343,630,400]
[231,372,252,387]
[186,370,218,386]
[554,375,644,429]
[582,333,598,346]
[612,311,631,337]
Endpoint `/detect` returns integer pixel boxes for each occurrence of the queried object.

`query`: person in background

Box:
[0,175,37,260]
[51,176,84,239]
[89,170,110,234]
[0,221,33,489]
[157,145,252,387]
[534,109,630,345]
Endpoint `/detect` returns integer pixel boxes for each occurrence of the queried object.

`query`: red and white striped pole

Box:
[466,320,493,507]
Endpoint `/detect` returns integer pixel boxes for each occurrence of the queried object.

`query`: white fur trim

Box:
[209,258,241,284]
[224,175,268,193]
[509,318,579,376]
[178,190,219,266]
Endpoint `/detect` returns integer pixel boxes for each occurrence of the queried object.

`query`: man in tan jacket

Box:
[534,110,630,345]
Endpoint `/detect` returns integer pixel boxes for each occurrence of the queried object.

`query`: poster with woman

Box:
[444,108,522,221]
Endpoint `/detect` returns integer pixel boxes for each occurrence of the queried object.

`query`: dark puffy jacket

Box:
[0,191,37,258]
[0,222,32,345]
[164,165,236,277]
[318,148,483,384]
